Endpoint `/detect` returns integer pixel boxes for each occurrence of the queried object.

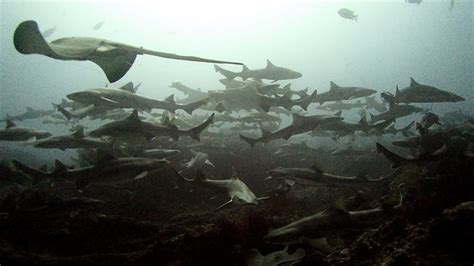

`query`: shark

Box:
[385,121,415,137]
[264,184,407,244]
[316,100,365,112]
[134,149,181,161]
[14,20,243,82]
[89,110,215,141]
[317,117,393,138]
[258,90,318,112]
[314,81,376,104]
[240,114,343,147]
[178,168,264,210]
[246,246,306,266]
[266,163,395,188]
[67,88,208,114]
[5,107,55,121]
[12,154,170,189]
[33,128,111,151]
[169,81,208,101]
[376,137,472,168]
[0,120,51,141]
[369,104,422,124]
[214,60,302,82]
[394,78,464,103]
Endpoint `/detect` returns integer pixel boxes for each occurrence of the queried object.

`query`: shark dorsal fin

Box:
[27,106,33,112]
[330,81,339,90]
[242,65,249,72]
[410,77,419,87]
[134,82,142,92]
[118,82,135,93]
[53,159,67,173]
[266,59,275,68]
[334,110,342,116]
[396,85,400,97]
[280,92,291,101]
[5,119,16,129]
[73,127,85,138]
[165,94,176,105]
[310,162,324,173]
[126,110,141,123]
[283,83,291,90]
[359,116,368,126]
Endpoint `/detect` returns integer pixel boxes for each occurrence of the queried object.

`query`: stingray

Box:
[14,20,243,82]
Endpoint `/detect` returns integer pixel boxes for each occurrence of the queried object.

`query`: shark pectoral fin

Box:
[216,198,234,210]
[99,96,120,104]
[257,196,270,201]
[133,171,148,180]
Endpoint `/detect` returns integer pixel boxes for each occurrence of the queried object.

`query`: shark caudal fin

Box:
[182,98,209,115]
[58,107,73,121]
[299,90,318,111]
[214,64,238,79]
[376,143,405,168]
[186,113,215,141]
[12,160,52,184]
[239,134,260,147]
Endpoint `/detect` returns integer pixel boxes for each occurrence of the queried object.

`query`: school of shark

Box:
[1,1,473,265]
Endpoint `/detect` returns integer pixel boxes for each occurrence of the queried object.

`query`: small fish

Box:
[337,8,358,21]
[93,21,105,30]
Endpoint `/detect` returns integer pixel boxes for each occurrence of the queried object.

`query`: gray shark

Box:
[406,0,422,4]
[33,128,111,151]
[316,100,365,112]
[240,114,343,146]
[89,110,215,141]
[53,98,86,110]
[58,105,108,121]
[179,151,216,179]
[67,88,208,114]
[41,116,69,126]
[369,104,422,124]
[134,149,181,161]
[318,117,393,137]
[385,121,415,137]
[314,81,376,104]
[395,77,464,103]
[14,20,243,82]
[264,184,406,244]
[258,90,318,112]
[376,138,470,168]
[179,169,262,209]
[337,8,358,21]
[246,247,306,266]
[0,120,51,141]
[5,106,55,121]
[266,163,393,187]
[13,155,170,189]
[214,60,302,82]
[169,81,207,101]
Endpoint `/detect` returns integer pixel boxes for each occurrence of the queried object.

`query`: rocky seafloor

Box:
[0,149,473,265]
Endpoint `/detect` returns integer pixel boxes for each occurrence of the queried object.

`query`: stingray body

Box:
[14,20,243,82]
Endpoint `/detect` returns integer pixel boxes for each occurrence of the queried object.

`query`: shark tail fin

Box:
[186,113,215,141]
[214,64,237,79]
[299,90,318,111]
[239,134,259,147]
[12,160,51,184]
[376,142,404,168]
[182,98,209,115]
[58,107,73,121]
